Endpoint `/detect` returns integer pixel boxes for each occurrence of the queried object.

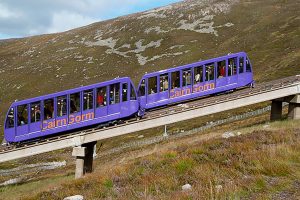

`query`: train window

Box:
[239,57,244,73]
[17,104,28,126]
[148,76,157,94]
[31,102,41,123]
[246,57,251,72]
[194,66,203,84]
[57,96,67,117]
[139,79,146,96]
[171,71,180,89]
[160,73,169,92]
[122,83,128,102]
[83,90,93,110]
[96,87,106,107]
[70,93,80,113]
[217,60,226,78]
[182,69,192,87]
[130,84,137,100]
[205,63,215,81]
[228,58,237,76]
[109,83,120,104]
[5,107,14,128]
[44,99,54,120]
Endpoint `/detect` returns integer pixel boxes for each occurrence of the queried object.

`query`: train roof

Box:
[141,52,248,78]
[11,76,132,106]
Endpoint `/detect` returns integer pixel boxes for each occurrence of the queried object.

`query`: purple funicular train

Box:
[4,52,254,143]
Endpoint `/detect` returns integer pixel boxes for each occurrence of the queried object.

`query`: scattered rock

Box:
[263,124,270,129]
[236,132,242,136]
[222,132,235,139]
[215,185,223,192]
[138,135,144,139]
[182,183,192,191]
[63,195,84,200]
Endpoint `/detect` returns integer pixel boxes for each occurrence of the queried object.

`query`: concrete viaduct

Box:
[0,75,299,178]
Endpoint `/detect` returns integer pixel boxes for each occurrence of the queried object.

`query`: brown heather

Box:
[17,119,300,199]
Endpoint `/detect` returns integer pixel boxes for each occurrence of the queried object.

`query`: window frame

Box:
[5,107,15,129]
[83,89,94,110]
[159,73,169,92]
[30,101,41,123]
[17,104,29,126]
[44,98,54,120]
[171,71,181,89]
[148,76,158,95]
[109,83,120,105]
[205,63,215,82]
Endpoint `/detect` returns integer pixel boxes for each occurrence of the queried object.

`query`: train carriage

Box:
[4,77,139,143]
[137,52,254,111]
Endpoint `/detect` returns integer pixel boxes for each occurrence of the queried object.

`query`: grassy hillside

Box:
[6,119,297,199]
[0,0,299,134]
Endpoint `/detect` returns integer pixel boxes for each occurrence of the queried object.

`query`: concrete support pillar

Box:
[288,95,300,120]
[72,141,97,179]
[270,100,282,121]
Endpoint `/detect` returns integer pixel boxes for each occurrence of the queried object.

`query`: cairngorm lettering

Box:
[42,112,94,130]
[170,83,215,98]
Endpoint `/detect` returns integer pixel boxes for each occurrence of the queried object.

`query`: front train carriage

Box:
[137,52,254,110]
[4,77,139,143]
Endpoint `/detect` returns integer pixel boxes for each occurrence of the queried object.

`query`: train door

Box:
[16,104,29,136]
[216,60,227,88]
[121,82,130,114]
[4,107,15,141]
[204,63,216,92]
[182,68,192,96]
[108,83,121,116]
[95,86,108,119]
[56,95,68,127]
[138,79,146,109]
[158,73,169,102]
[42,98,55,131]
[193,66,204,94]
[82,89,94,122]
[29,101,42,133]
[147,76,159,106]
[170,71,180,99]
[69,92,81,126]
[227,57,238,85]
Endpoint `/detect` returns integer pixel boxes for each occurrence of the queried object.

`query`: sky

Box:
[0,0,182,40]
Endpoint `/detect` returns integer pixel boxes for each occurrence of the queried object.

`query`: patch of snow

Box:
[222,132,235,139]
[134,39,163,53]
[119,43,131,49]
[169,45,184,50]
[14,66,25,70]
[144,26,169,34]
[56,47,78,52]
[85,37,118,49]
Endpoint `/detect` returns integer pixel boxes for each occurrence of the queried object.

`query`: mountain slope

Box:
[0,0,299,132]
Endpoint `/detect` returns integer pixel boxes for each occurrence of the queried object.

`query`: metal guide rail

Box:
[0,75,299,162]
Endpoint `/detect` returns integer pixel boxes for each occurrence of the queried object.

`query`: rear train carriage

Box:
[137,52,254,111]
[4,77,139,143]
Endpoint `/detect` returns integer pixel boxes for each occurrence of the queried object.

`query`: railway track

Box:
[1,75,299,155]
